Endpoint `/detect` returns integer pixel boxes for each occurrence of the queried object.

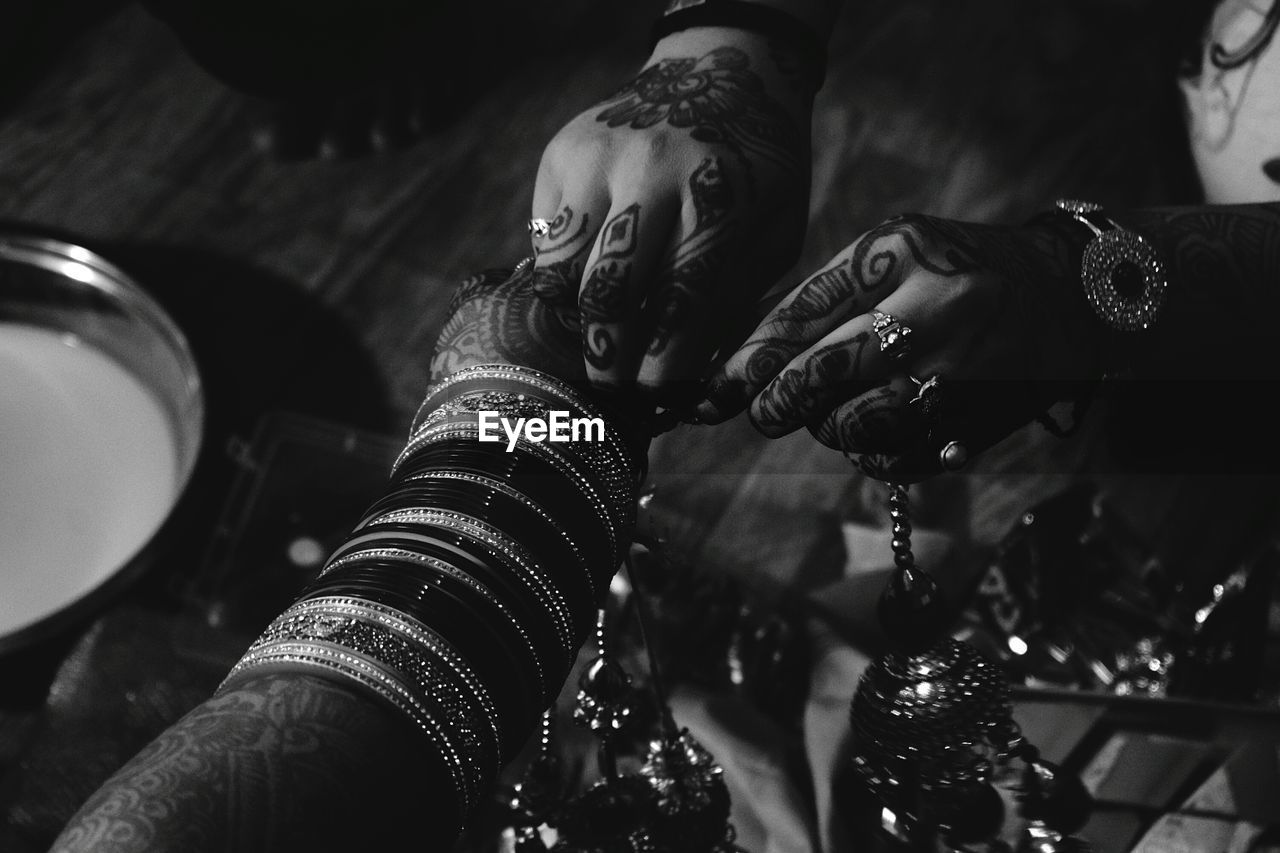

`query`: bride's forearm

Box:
[49,673,458,853]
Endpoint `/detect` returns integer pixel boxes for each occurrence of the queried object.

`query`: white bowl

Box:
[0,234,204,653]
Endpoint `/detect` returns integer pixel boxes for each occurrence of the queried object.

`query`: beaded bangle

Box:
[249,602,500,774]
[361,507,576,656]
[393,439,618,566]
[401,411,635,518]
[311,543,551,707]
[396,421,633,543]
[327,525,563,660]
[355,478,594,607]
[407,470,599,593]
[415,364,640,487]
[307,572,537,730]
[223,639,476,814]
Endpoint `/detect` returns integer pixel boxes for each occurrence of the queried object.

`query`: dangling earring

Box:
[848,482,1093,849]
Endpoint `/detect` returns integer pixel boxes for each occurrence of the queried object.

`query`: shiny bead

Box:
[940,440,969,471]
[892,520,912,538]
[850,639,1012,814]
[573,656,635,734]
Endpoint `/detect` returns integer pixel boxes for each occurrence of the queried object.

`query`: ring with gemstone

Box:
[527,219,552,240]
[871,311,913,360]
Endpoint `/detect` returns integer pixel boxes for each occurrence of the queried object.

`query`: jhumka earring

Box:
[849,484,1094,851]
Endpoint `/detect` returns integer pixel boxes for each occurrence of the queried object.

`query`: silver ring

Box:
[527,218,552,240]
[939,440,968,471]
[871,311,913,360]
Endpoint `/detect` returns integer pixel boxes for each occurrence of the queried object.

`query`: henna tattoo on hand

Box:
[751,332,876,433]
[595,47,803,192]
[531,204,595,311]
[432,263,581,382]
[644,156,740,361]
[689,155,735,234]
[581,204,641,372]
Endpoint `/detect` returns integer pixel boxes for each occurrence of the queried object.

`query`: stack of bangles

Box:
[217,364,642,830]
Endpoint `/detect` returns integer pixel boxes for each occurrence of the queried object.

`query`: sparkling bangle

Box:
[395,422,628,556]
[357,474,595,600]
[317,543,551,702]
[391,440,618,569]
[222,638,478,815]
[360,506,577,656]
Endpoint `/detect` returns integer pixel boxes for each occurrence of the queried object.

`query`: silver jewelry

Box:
[939,440,969,471]
[1055,199,1168,332]
[908,374,943,418]
[527,218,552,240]
[361,506,576,657]
[871,311,914,360]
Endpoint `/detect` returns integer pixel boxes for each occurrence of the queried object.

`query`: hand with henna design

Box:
[531,19,827,402]
[430,261,583,384]
[695,203,1280,481]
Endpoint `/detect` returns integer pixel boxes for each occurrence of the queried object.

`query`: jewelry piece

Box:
[251,603,500,768]
[406,471,596,595]
[870,310,913,360]
[363,507,576,655]
[939,440,968,472]
[222,639,476,813]
[907,374,943,418]
[527,218,552,240]
[393,427,620,564]
[1054,198,1168,332]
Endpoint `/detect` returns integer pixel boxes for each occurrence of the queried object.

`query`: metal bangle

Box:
[353,476,595,604]
[249,604,500,772]
[393,422,625,553]
[319,543,549,685]
[406,470,596,596]
[222,639,476,813]
[361,507,576,656]
[403,401,636,509]
[415,365,639,485]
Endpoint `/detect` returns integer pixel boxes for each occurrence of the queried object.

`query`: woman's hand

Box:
[529,26,814,401]
[430,261,583,383]
[694,214,1104,481]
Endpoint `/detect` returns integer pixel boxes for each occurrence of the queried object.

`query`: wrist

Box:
[651,0,828,90]
[1019,213,1110,381]
[661,0,837,43]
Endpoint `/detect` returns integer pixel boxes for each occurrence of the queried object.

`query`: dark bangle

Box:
[650,0,827,89]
